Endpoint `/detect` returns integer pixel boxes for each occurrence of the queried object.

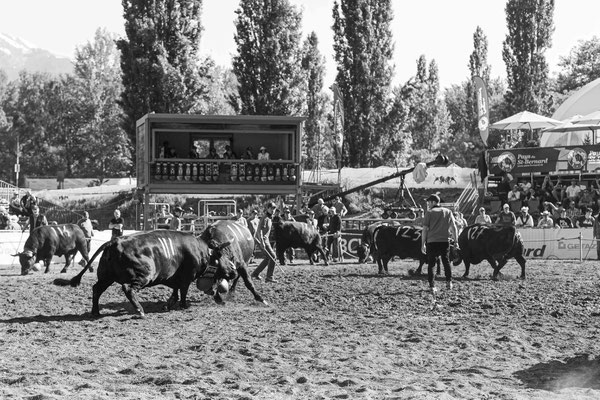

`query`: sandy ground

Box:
[1,257,600,400]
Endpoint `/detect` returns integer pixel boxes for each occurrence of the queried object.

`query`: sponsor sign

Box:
[488,145,600,176]
[473,76,490,147]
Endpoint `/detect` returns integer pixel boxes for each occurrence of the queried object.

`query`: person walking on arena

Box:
[326,207,343,262]
[77,211,94,265]
[251,202,278,283]
[108,209,125,240]
[421,194,458,293]
[23,205,48,234]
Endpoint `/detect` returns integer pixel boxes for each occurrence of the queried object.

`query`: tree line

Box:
[0,0,599,185]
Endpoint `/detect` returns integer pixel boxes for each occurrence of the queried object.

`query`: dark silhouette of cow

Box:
[273,220,329,265]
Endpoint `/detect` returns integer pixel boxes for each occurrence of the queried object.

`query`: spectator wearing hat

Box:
[575,208,595,228]
[257,146,270,160]
[495,203,516,226]
[422,194,458,292]
[537,211,554,228]
[331,196,348,217]
[23,205,48,234]
[7,215,21,231]
[251,202,278,283]
[515,206,534,228]
[554,207,573,228]
[474,207,491,225]
[170,207,184,231]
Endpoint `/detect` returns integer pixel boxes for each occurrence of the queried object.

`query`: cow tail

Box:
[53,241,111,287]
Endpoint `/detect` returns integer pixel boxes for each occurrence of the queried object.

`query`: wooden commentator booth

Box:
[136,113,305,230]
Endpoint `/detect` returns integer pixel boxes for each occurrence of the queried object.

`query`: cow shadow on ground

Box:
[320,271,491,282]
[513,354,600,391]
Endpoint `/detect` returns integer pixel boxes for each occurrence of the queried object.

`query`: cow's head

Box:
[449,242,462,266]
[12,250,36,275]
[198,240,237,300]
[356,242,369,263]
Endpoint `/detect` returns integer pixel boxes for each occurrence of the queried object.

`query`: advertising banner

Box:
[473,76,490,147]
[487,145,600,176]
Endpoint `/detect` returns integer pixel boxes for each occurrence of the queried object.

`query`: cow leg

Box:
[376,257,384,274]
[61,253,73,273]
[276,248,286,266]
[179,283,191,309]
[43,259,51,274]
[414,259,425,275]
[462,261,472,279]
[488,259,501,280]
[166,288,179,310]
[237,266,265,303]
[91,279,113,316]
[514,255,526,279]
[315,246,329,266]
[121,283,145,317]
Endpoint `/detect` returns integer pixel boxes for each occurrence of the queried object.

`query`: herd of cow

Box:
[11,217,527,317]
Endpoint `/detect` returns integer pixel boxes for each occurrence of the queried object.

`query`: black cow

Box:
[373,225,440,275]
[273,220,329,266]
[450,224,526,280]
[357,221,401,263]
[54,230,235,317]
[14,224,91,275]
[201,220,265,303]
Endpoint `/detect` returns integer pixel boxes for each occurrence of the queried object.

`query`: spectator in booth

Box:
[331,196,348,217]
[326,207,343,263]
[77,211,94,263]
[515,206,534,228]
[453,211,468,234]
[206,147,220,159]
[565,179,582,203]
[159,141,171,158]
[241,146,255,160]
[108,209,124,240]
[495,203,516,226]
[222,145,238,159]
[257,146,270,160]
[169,206,183,231]
[233,208,248,229]
[554,207,573,228]
[474,207,491,225]
[507,185,522,203]
[24,205,48,234]
[578,188,594,211]
[575,207,595,228]
[167,147,178,158]
[537,211,554,228]
[188,146,201,159]
[20,189,37,217]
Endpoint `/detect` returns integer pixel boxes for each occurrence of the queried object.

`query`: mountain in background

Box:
[0,33,73,81]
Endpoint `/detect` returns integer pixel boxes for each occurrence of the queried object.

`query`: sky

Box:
[1,0,600,90]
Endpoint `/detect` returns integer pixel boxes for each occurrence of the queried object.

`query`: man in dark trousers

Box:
[326,207,343,262]
[251,202,278,283]
[108,209,125,240]
[421,194,458,293]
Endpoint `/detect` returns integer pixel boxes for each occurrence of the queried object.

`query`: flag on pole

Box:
[473,76,489,147]
[331,83,344,168]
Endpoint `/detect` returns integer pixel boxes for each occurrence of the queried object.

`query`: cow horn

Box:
[218,241,231,250]
[11,252,21,257]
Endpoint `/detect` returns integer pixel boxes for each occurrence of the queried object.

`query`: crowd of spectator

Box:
[490,175,600,229]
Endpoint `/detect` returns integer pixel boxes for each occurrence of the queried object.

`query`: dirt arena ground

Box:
[1,257,600,400]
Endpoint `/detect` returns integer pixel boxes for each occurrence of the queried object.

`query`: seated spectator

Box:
[578,188,594,211]
[507,185,522,202]
[552,178,565,203]
[575,207,595,228]
[565,199,581,222]
[6,215,21,230]
[257,146,270,160]
[495,203,516,226]
[167,147,178,158]
[541,175,558,204]
[205,147,220,159]
[453,211,468,234]
[565,179,582,202]
[188,147,200,158]
[474,207,491,225]
[0,206,8,229]
[222,145,238,159]
[554,207,573,228]
[515,206,534,228]
[537,211,554,228]
[518,179,532,193]
[241,146,255,160]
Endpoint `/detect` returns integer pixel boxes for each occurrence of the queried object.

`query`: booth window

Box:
[192,136,232,158]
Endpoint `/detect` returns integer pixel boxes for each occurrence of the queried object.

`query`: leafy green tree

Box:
[74,28,132,179]
[231,0,305,116]
[502,0,555,115]
[555,36,600,94]
[204,62,238,115]
[332,0,395,167]
[301,32,332,170]
[117,0,211,165]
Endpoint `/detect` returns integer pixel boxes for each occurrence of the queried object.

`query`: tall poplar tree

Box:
[117,0,211,164]
[502,0,555,115]
[231,0,304,115]
[332,0,394,167]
